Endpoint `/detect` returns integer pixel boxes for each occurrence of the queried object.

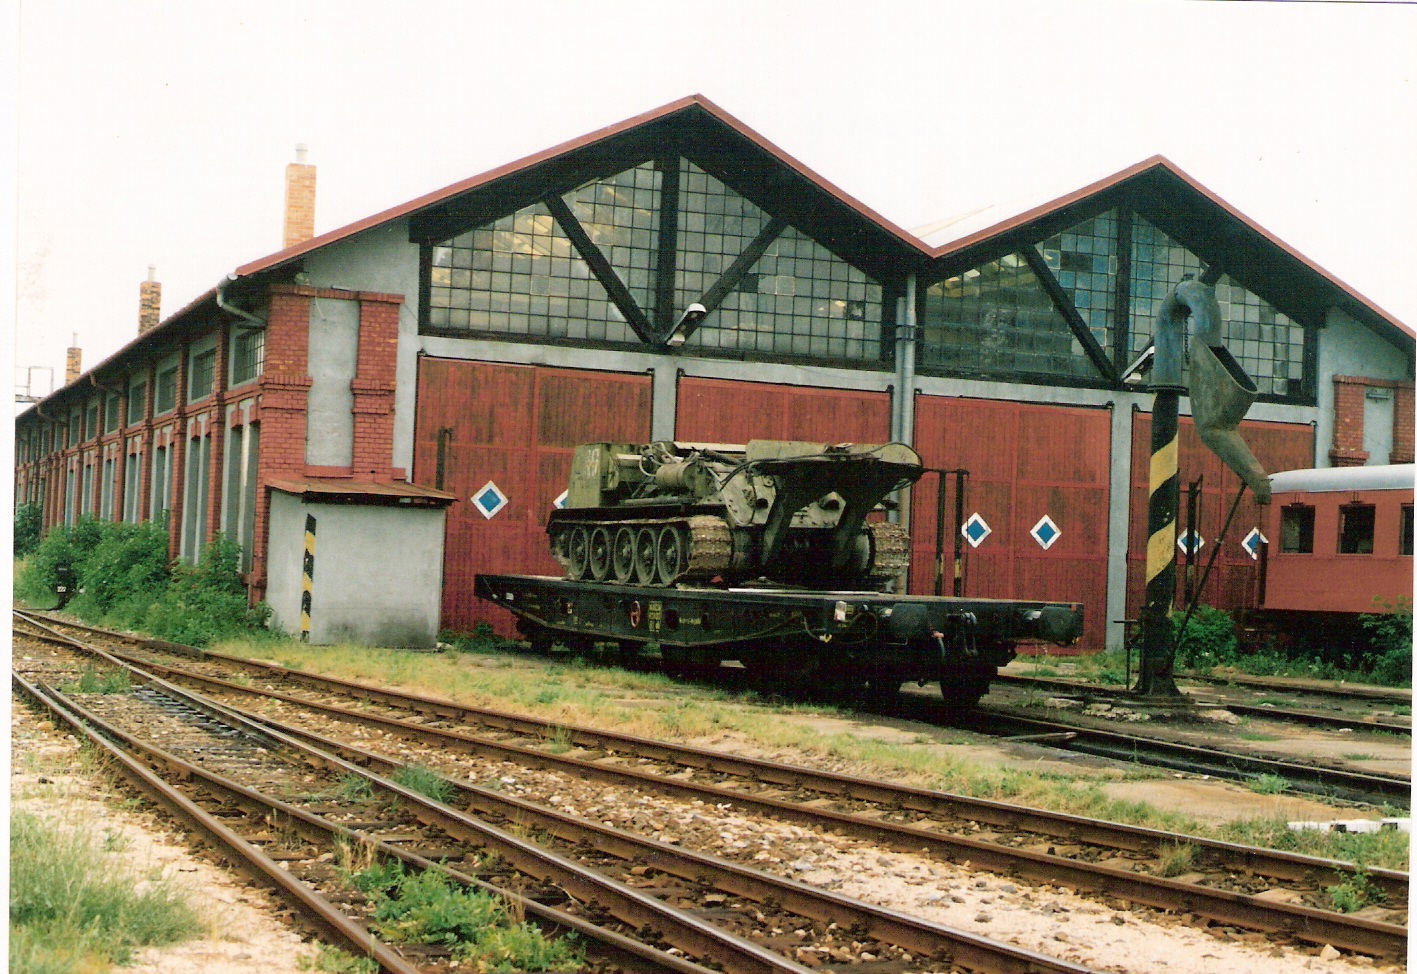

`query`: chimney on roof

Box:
[138,265,162,335]
[283,143,316,249]
[65,333,81,385]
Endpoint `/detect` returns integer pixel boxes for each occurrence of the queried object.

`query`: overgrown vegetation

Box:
[1326,863,1387,914]
[9,810,204,974]
[13,501,42,557]
[15,517,271,648]
[390,765,453,804]
[345,858,580,972]
[1165,602,1412,688]
[221,633,1408,871]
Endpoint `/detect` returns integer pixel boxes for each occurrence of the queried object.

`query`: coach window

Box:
[1337,503,1376,555]
[1401,505,1413,557]
[1279,504,1314,554]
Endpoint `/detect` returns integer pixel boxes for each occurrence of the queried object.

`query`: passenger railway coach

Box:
[1259,464,1414,618]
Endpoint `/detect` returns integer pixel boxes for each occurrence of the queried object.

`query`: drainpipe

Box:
[890,275,919,591]
[216,274,267,329]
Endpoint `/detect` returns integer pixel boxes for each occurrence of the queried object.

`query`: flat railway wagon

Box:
[477,438,1084,706]
[1253,463,1414,649]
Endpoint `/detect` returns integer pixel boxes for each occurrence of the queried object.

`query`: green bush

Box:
[1170,604,1237,670]
[143,536,270,647]
[13,502,42,557]
[78,520,171,613]
[1360,597,1412,687]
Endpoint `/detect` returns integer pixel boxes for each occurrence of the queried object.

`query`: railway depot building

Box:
[14,96,1414,650]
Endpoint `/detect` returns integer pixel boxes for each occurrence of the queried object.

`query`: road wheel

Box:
[567,525,590,579]
[611,526,636,582]
[656,525,687,585]
[634,527,658,585]
[588,526,612,581]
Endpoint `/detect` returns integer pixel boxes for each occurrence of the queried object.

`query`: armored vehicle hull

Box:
[547,440,924,590]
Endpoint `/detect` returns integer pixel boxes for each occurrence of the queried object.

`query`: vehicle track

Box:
[15,611,1408,961]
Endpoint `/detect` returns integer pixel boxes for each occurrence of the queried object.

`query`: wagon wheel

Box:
[588,526,612,581]
[634,527,659,585]
[656,525,687,585]
[567,525,590,579]
[611,526,637,582]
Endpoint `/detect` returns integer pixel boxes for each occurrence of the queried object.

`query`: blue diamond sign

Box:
[961,512,991,549]
[1177,529,1204,556]
[1241,527,1268,561]
[472,480,509,519]
[1030,514,1061,551]
[552,490,568,510]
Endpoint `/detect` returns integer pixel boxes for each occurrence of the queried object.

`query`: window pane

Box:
[1401,506,1413,558]
[1279,505,1314,553]
[921,256,1096,381]
[1337,504,1375,554]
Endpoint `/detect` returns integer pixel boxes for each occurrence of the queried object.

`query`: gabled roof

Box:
[236,94,930,285]
[18,100,1410,422]
[922,155,1413,347]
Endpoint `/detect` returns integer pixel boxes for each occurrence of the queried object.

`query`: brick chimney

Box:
[65,333,81,385]
[139,265,162,335]
[282,143,316,249]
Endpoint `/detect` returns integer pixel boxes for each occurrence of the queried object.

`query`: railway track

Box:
[991,674,1412,736]
[13,622,1106,974]
[14,611,1409,962]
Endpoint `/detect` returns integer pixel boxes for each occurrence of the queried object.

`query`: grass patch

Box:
[58,666,131,695]
[348,860,581,972]
[1246,773,1289,795]
[297,945,379,974]
[1235,731,1279,742]
[9,810,204,973]
[390,765,453,804]
[1326,863,1387,913]
[1156,841,1197,877]
[213,635,1410,872]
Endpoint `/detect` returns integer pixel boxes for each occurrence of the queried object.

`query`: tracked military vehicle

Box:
[546,440,924,589]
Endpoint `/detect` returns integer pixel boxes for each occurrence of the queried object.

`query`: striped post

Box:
[1134,390,1182,697]
[300,514,316,642]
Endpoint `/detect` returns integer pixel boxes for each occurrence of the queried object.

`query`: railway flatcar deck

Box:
[475,573,1083,706]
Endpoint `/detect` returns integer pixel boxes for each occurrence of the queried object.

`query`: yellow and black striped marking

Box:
[300,514,316,642]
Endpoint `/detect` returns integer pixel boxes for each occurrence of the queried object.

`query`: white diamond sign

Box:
[552,489,568,510]
[471,480,509,519]
[1030,514,1061,550]
[1177,529,1204,556]
[1241,527,1268,561]
[961,512,991,548]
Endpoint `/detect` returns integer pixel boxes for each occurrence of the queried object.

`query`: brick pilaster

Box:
[249,291,314,598]
[204,323,230,544]
[351,295,403,479]
[166,346,190,561]
[1329,375,1369,467]
[1392,383,1415,464]
[137,364,156,523]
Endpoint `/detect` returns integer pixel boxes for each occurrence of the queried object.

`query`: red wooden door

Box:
[674,377,891,443]
[413,359,652,634]
[911,397,1112,650]
[1125,416,1314,619]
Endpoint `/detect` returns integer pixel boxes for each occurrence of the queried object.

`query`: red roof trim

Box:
[234,94,925,278]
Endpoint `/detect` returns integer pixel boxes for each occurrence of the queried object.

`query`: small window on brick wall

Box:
[128,381,146,425]
[231,329,264,385]
[1401,506,1413,558]
[105,393,122,432]
[155,366,178,414]
[189,349,216,402]
[1338,503,1375,555]
[1279,505,1314,554]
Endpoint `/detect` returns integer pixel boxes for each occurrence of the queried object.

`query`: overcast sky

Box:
[8,0,1416,401]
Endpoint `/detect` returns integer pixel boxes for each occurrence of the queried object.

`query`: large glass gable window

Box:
[922,256,1099,381]
[422,158,883,363]
[428,202,631,343]
[923,208,1312,397]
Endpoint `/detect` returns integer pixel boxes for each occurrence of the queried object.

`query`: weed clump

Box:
[347,859,581,971]
[8,810,204,972]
